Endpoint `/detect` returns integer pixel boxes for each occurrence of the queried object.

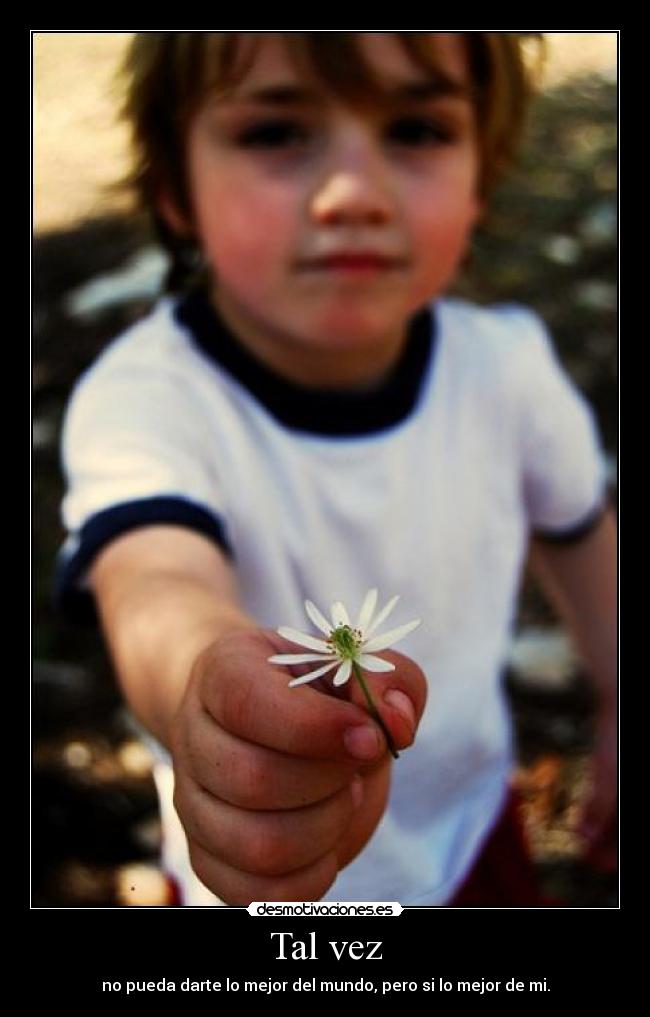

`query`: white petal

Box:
[269,653,335,665]
[365,594,400,636]
[362,618,421,653]
[333,659,352,686]
[356,588,378,633]
[331,601,350,627]
[304,599,333,636]
[278,627,331,653]
[357,653,396,673]
[288,660,339,687]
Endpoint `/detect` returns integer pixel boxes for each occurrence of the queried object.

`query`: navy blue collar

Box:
[174,288,436,437]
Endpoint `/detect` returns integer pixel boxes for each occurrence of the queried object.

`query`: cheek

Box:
[411,189,479,284]
[194,175,296,281]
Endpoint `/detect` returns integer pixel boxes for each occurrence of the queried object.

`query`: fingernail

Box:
[384,689,416,731]
[350,775,364,808]
[344,725,381,761]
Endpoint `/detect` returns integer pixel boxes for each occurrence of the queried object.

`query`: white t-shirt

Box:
[57,289,607,905]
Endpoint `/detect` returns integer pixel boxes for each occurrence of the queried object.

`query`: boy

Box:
[57,33,617,905]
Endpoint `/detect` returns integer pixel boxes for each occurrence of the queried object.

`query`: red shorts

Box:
[165,790,555,908]
[448,789,556,907]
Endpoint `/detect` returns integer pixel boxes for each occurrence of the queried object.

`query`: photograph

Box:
[33,32,617,919]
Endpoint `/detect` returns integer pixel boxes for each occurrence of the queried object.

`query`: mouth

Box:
[298,253,408,275]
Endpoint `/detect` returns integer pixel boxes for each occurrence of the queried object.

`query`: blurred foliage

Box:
[454,74,617,450]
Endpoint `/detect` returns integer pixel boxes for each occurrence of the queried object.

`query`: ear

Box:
[470,192,487,228]
[156,188,194,238]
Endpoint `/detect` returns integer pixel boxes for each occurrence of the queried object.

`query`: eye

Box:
[235,119,311,149]
[386,116,455,147]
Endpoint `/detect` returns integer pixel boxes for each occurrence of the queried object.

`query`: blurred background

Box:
[33,32,618,907]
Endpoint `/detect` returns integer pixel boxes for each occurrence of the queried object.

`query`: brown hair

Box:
[118,32,544,291]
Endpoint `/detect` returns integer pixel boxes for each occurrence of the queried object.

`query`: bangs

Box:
[192,32,471,112]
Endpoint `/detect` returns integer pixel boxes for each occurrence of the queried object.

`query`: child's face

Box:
[178,33,481,386]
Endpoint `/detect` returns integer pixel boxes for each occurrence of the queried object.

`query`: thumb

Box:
[345,649,428,754]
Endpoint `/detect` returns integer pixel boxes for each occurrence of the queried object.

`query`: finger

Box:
[180,705,358,810]
[344,649,428,752]
[200,630,386,763]
[176,773,363,878]
[187,838,340,905]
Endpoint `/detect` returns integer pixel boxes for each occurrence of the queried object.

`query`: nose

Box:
[309,125,395,227]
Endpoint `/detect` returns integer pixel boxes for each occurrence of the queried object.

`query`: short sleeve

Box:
[56,341,233,622]
[513,308,609,538]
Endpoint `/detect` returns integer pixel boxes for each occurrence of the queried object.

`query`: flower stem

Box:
[351,662,399,760]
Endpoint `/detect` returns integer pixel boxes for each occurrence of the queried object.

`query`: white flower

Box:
[268,589,421,688]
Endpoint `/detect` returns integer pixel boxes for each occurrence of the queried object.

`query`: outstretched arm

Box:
[526,506,617,867]
[89,526,427,902]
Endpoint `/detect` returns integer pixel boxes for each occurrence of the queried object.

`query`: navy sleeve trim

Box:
[532,499,608,545]
[54,496,234,626]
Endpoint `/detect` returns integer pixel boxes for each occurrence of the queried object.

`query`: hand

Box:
[577,716,617,873]
[170,628,427,904]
